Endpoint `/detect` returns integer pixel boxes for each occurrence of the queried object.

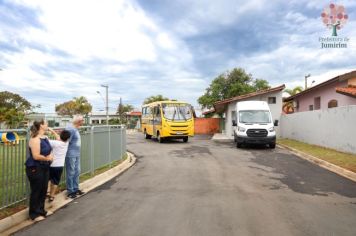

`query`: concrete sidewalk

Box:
[211,133,232,140]
[0,152,136,235]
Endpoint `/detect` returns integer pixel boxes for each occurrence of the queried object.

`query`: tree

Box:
[253,79,270,91]
[0,91,32,111]
[55,96,92,116]
[74,96,92,115]
[283,86,303,114]
[284,86,303,97]
[0,91,34,128]
[143,95,170,105]
[321,3,348,36]
[198,68,270,109]
[116,103,134,124]
[116,104,134,115]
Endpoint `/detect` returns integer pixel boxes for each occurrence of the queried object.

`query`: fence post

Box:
[120,125,123,160]
[90,126,95,175]
[108,125,111,168]
[25,128,31,203]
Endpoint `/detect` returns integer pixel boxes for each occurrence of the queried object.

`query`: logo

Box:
[319,3,349,49]
[321,3,348,37]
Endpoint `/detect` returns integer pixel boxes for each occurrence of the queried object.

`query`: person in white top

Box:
[47,128,71,202]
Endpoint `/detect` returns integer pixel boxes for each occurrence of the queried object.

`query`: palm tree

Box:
[73,96,92,115]
[284,86,303,96]
[283,86,303,114]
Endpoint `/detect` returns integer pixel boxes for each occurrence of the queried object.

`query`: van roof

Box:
[236,101,270,110]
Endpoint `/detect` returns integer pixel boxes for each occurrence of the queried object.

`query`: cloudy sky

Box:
[0,0,355,113]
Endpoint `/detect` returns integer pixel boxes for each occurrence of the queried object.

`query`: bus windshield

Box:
[162,103,192,121]
[239,110,271,123]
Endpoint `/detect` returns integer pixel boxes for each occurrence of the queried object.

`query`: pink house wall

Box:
[296,80,356,112]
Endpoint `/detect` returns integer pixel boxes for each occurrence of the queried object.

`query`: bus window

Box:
[162,103,192,121]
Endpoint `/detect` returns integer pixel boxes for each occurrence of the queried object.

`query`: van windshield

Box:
[162,103,192,121]
[239,110,271,123]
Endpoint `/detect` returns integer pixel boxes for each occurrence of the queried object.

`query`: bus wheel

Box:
[183,137,188,143]
[157,132,164,143]
[144,130,151,139]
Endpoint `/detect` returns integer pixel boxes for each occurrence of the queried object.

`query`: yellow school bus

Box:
[141,101,194,143]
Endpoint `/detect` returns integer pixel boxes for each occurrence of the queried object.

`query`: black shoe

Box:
[76,190,85,195]
[67,193,77,199]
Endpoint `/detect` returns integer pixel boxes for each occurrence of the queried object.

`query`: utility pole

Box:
[305,74,311,90]
[101,84,109,125]
[119,97,123,124]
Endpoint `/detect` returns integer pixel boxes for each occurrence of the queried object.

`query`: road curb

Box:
[277,144,356,182]
[0,152,136,235]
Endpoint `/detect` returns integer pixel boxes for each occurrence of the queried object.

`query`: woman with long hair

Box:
[25,119,53,221]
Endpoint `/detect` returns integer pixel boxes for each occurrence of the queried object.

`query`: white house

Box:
[25,112,120,127]
[24,113,72,128]
[213,84,285,138]
[89,112,120,125]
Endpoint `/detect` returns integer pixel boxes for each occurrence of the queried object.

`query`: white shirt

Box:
[49,140,69,167]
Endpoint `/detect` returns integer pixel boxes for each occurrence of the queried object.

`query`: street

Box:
[15,133,356,236]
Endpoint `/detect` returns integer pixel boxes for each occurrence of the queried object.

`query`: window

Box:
[239,110,271,123]
[314,97,321,110]
[309,105,314,111]
[268,97,276,104]
[92,120,99,124]
[231,110,237,130]
[162,103,192,120]
[154,106,161,116]
[328,99,338,108]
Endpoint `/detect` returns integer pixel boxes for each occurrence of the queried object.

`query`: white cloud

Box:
[17,0,158,62]
[1,0,355,113]
[0,0,203,111]
[172,0,273,36]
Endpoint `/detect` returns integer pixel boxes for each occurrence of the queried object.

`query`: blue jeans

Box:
[66,155,80,194]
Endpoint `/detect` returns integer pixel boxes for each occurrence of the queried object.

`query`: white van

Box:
[232,101,278,148]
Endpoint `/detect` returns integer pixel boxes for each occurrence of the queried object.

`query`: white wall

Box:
[224,90,283,138]
[280,105,356,154]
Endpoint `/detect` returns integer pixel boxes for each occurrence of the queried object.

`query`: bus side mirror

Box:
[274,120,279,126]
[232,120,237,126]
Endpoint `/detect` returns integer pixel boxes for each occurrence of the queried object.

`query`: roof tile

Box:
[336,86,356,98]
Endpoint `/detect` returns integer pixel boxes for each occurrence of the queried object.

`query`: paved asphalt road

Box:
[15,133,356,236]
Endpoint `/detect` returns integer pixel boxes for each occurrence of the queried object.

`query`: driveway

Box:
[15,133,356,236]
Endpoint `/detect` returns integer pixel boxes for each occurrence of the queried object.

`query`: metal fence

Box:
[0,125,126,210]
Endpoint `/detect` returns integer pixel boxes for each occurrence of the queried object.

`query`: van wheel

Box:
[157,132,164,143]
[183,137,188,143]
[237,143,242,148]
[270,143,276,149]
[144,130,151,139]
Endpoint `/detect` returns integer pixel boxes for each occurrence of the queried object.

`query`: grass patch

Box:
[278,139,356,173]
[0,202,27,220]
[0,140,28,215]
[0,153,128,220]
